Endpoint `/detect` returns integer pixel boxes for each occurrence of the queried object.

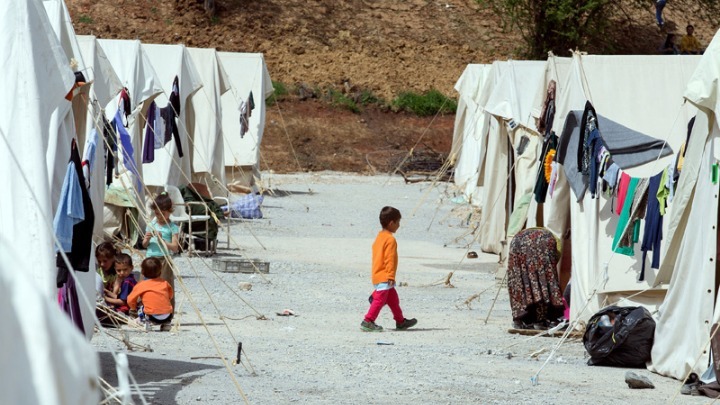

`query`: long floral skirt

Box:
[507,227,564,324]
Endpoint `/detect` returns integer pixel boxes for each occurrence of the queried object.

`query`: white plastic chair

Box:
[163,185,214,256]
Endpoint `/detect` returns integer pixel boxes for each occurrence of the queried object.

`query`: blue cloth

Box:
[112,110,141,191]
[146,218,180,258]
[142,101,156,163]
[53,162,85,252]
[655,0,666,25]
[640,173,664,281]
[225,194,264,219]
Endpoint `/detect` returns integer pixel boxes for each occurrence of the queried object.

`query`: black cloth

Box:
[533,132,558,203]
[56,139,95,287]
[160,75,183,158]
[102,114,117,186]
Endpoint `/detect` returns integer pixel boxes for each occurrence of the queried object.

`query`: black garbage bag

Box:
[583,306,655,368]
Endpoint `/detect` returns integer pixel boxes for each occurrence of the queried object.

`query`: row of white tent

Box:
[451,30,720,380]
[1,1,274,403]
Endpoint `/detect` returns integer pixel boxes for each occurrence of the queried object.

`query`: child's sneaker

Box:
[396,318,417,330]
[360,320,383,332]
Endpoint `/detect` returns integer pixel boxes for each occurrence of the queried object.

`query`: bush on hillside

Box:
[391,89,457,117]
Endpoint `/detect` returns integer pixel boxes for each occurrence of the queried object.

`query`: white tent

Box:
[544,54,701,322]
[141,43,203,187]
[451,64,492,205]
[218,52,274,187]
[187,47,231,194]
[469,60,549,254]
[0,1,98,402]
[649,30,720,380]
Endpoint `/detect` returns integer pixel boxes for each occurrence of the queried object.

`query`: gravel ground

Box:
[93,173,704,404]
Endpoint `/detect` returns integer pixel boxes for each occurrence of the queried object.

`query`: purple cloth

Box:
[142,101,157,163]
[59,275,85,334]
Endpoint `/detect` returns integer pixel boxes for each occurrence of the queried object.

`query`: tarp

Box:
[0,1,98,402]
[187,47,231,191]
[649,29,720,380]
[218,52,273,185]
[142,43,203,187]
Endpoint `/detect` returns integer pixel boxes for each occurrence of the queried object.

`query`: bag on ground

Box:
[583,305,655,368]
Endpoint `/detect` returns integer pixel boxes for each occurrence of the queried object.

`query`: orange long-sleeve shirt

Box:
[127,278,174,315]
[371,229,398,284]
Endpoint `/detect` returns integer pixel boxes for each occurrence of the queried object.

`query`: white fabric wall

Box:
[451,64,492,205]
[0,1,98,403]
[218,52,273,172]
[544,54,702,322]
[187,47,230,188]
[142,43,203,187]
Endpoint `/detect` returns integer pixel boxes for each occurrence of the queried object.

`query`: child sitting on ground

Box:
[127,257,174,331]
[361,206,417,332]
[95,242,117,301]
[102,253,137,315]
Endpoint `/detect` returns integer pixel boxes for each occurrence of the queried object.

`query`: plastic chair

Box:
[164,185,215,256]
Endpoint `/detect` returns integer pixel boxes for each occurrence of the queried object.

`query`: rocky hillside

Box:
[67,0,719,173]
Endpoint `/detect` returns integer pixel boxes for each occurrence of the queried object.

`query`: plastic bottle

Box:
[598,314,612,328]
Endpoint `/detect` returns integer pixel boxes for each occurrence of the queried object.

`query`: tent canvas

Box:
[649,29,720,380]
[141,43,203,187]
[451,63,492,205]
[218,52,273,187]
[187,47,231,195]
[1,1,99,402]
[544,54,701,322]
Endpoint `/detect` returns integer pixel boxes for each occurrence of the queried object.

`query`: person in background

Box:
[659,33,679,54]
[680,24,703,54]
[655,0,666,28]
[360,206,417,332]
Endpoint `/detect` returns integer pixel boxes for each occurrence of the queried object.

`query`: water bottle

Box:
[598,314,612,328]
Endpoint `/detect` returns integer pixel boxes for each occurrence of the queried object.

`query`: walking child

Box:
[102,253,137,315]
[361,206,417,332]
[142,192,180,313]
[128,257,174,331]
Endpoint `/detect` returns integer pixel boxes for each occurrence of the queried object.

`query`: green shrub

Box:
[391,89,457,116]
[266,81,289,106]
[359,90,382,106]
[78,15,93,24]
[327,89,360,113]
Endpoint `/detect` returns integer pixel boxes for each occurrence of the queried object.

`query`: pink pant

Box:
[364,288,404,323]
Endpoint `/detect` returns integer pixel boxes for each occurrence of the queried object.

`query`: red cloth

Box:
[616,172,631,214]
[364,288,404,324]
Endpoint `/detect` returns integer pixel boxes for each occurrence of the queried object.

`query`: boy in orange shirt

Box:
[361,206,417,332]
[128,257,174,331]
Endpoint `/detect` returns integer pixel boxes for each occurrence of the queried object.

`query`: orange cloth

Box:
[371,229,398,284]
[127,278,174,315]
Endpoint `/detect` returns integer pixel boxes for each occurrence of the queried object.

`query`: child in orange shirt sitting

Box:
[361,206,417,332]
[128,257,174,331]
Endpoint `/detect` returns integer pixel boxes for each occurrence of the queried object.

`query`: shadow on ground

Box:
[99,351,223,404]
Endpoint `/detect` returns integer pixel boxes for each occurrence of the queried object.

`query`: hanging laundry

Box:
[156,75,183,157]
[81,129,98,189]
[55,139,95,287]
[578,101,598,176]
[58,275,84,334]
[612,177,639,256]
[537,80,556,136]
[101,114,117,186]
[616,178,650,252]
[142,101,157,163]
[548,161,559,198]
[239,98,249,138]
[533,132,558,203]
[112,109,140,182]
[640,173,664,280]
[615,172,631,214]
[248,90,255,115]
[656,167,671,215]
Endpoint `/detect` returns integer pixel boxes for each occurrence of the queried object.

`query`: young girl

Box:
[142,192,179,313]
[95,242,118,301]
[127,257,174,331]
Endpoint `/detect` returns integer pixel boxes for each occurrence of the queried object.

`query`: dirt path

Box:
[94,173,703,404]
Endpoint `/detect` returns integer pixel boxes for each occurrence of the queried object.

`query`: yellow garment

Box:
[680,35,702,53]
[677,143,686,172]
